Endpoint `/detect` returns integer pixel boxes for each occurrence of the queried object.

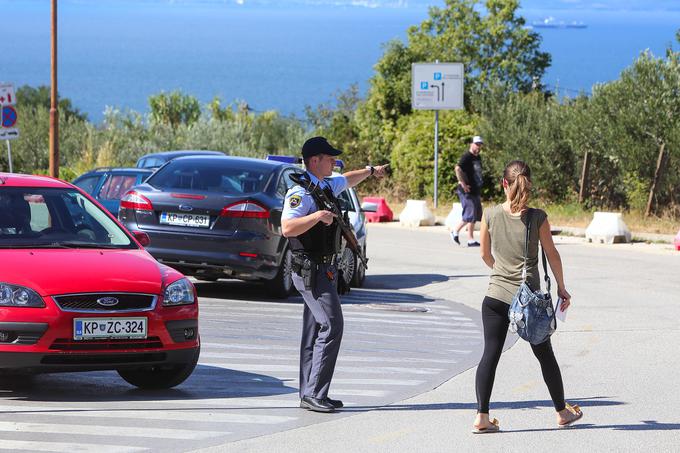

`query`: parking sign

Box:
[0,83,19,140]
[411,63,464,110]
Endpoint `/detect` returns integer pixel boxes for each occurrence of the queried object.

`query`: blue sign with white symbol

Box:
[420,81,429,89]
[434,72,442,80]
[75,320,83,336]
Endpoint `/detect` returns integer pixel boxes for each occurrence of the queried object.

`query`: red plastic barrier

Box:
[674,229,680,251]
[362,197,394,223]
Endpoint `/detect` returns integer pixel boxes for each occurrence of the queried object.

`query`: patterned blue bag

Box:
[508,209,557,345]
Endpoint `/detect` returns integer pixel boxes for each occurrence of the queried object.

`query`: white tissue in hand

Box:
[554,297,568,323]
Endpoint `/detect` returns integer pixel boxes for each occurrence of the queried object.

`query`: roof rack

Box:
[265,155,345,171]
[266,155,302,165]
[88,166,153,172]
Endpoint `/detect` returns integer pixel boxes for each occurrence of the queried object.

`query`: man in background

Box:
[452,135,484,247]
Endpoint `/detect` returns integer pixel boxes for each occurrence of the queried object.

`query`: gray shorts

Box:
[457,188,482,223]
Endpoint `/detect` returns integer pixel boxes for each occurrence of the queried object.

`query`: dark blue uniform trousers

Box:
[292,263,344,400]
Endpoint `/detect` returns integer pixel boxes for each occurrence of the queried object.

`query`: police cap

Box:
[301,136,343,159]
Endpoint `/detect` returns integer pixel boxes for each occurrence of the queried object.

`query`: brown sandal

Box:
[558,403,583,428]
[472,418,500,434]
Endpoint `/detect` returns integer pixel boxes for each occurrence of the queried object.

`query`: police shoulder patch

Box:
[288,195,302,208]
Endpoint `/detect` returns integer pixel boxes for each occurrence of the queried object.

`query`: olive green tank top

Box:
[485,205,547,304]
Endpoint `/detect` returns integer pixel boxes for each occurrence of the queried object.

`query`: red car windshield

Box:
[0,187,135,249]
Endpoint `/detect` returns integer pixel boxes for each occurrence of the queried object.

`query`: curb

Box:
[417,217,676,244]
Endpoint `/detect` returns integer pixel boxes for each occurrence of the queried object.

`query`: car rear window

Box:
[73,175,100,194]
[147,160,272,194]
[98,174,139,200]
[137,156,166,168]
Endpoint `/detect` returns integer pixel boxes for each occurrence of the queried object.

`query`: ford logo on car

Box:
[179,205,193,212]
[97,297,119,307]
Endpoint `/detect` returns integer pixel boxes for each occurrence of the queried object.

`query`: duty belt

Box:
[292,252,336,264]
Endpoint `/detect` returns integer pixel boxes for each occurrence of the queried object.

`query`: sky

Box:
[129,0,680,11]
[9,0,679,10]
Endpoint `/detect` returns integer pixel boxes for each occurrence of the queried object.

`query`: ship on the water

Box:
[531,16,587,29]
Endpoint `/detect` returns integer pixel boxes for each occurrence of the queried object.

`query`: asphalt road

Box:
[3,222,676,453]
[0,223,489,452]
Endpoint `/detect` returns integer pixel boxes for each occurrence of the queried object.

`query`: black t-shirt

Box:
[458,151,483,195]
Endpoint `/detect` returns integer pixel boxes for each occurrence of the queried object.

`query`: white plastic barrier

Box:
[444,202,463,229]
[399,199,435,228]
[444,202,481,231]
[585,212,632,244]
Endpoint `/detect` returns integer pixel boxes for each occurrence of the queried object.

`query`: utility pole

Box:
[49,0,59,178]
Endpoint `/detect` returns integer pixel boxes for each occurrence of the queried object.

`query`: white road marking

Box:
[0,421,226,440]
[0,440,147,453]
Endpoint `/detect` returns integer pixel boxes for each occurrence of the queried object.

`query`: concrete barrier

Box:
[585,212,632,244]
[362,196,393,223]
[399,200,435,228]
[674,229,680,251]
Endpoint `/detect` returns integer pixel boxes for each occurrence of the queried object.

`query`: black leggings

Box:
[475,296,566,413]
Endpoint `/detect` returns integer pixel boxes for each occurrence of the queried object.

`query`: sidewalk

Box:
[216,224,680,453]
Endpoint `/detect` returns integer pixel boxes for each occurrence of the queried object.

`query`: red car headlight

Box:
[163,278,196,306]
[0,282,46,308]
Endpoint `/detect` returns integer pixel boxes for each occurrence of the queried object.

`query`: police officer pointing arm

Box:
[281,136,387,413]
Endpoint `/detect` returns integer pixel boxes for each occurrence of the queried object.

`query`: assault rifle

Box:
[290,173,368,270]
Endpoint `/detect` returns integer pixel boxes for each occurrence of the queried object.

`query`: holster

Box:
[292,253,317,291]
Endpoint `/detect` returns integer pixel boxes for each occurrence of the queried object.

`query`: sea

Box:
[1,0,679,123]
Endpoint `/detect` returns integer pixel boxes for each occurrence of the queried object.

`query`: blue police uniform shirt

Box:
[282,172,348,220]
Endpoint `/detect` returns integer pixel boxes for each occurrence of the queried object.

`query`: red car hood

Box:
[1,249,165,296]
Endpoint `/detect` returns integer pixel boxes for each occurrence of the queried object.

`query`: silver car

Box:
[336,183,369,288]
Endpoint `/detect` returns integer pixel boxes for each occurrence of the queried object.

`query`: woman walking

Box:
[472,160,583,433]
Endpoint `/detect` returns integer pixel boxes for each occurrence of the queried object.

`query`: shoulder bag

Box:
[508,209,557,345]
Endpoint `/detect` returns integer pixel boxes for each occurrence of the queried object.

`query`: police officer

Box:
[281,136,388,413]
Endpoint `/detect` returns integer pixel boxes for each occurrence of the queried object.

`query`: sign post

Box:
[0,83,19,173]
[50,0,59,178]
[411,62,464,209]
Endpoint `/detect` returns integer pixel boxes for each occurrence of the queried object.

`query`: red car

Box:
[0,172,199,389]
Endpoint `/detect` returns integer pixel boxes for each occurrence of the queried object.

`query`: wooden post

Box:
[49,0,59,178]
[578,150,591,204]
[645,142,667,217]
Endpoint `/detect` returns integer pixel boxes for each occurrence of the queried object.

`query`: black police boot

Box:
[325,397,344,408]
[300,396,335,413]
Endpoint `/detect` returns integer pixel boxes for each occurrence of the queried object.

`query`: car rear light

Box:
[121,190,153,211]
[239,252,258,258]
[132,231,151,247]
[171,193,206,200]
[220,201,270,219]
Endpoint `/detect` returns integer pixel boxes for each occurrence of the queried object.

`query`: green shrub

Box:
[391,110,478,199]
